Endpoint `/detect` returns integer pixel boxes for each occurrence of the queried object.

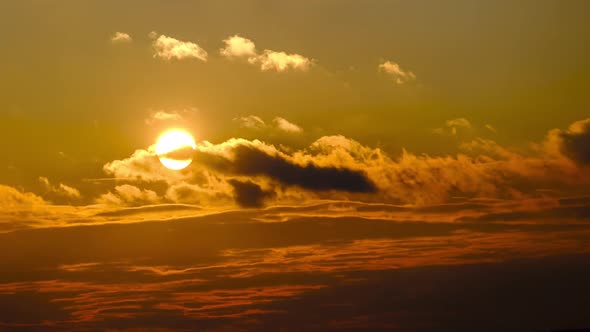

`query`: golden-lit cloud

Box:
[220,34,313,72]
[234,115,303,133]
[0,184,46,210]
[39,176,81,200]
[3,4,589,330]
[273,117,303,133]
[110,31,132,43]
[102,146,167,182]
[255,50,312,72]
[95,118,590,208]
[145,110,183,125]
[97,184,160,206]
[1,118,583,228]
[152,34,208,61]
[234,115,266,129]
[378,60,416,84]
[219,35,257,58]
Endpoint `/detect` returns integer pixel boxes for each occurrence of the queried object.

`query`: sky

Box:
[1,1,590,331]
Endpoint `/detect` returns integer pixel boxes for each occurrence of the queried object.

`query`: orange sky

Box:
[1,1,590,331]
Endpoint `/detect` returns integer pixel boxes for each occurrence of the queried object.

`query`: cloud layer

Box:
[93,118,590,209]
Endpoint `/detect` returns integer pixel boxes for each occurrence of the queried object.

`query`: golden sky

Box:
[1,1,590,331]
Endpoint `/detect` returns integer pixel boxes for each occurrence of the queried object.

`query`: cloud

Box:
[546,118,590,165]
[273,117,302,133]
[0,184,71,232]
[152,34,207,61]
[0,203,589,330]
[145,110,183,125]
[234,115,303,132]
[110,32,132,43]
[378,60,416,84]
[220,35,257,58]
[196,140,377,194]
[97,184,160,206]
[254,50,312,72]
[433,118,472,136]
[39,176,81,200]
[0,184,46,209]
[99,118,590,208]
[228,179,274,208]
[95,204,201,217]
[234,115,266,129]
[102,145,188,184]
[485,124,497,133]
[220,34,313,72]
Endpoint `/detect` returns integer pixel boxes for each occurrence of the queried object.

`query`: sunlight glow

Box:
[155,129,196,170]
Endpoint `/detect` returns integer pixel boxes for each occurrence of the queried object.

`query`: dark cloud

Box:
[0,212,589,331]
[555,118,590,165]
[228,179,274,208]
[196,144,377,193]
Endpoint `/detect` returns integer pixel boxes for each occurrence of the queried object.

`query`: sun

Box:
[155,129,196,170]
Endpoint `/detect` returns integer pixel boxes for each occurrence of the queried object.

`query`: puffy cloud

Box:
[0,185,77,232]
[273,117,303,133]
[152,34,207,61]
[255,50,312,72]
[228,179,274,208]
[165,178,233,206]
[0,184,46,209]
[102,146,172,183]
[220,34,313,72]
[378,60,416,84]
[234,115,302,133]
[39,176,81,200]
[220,35,257,58]
[97,184,160,206]
[234,115,266,129]
[110,32,132,43]
[546,118,590,165]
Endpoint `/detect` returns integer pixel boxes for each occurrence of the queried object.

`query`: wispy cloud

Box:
[234,115,266,129]
[145,110,183,125]
[485,124,497,133]
[433,118,472,136]
[378,60,416,84]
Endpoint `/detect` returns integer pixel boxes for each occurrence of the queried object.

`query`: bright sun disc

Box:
[155,129,196,170]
